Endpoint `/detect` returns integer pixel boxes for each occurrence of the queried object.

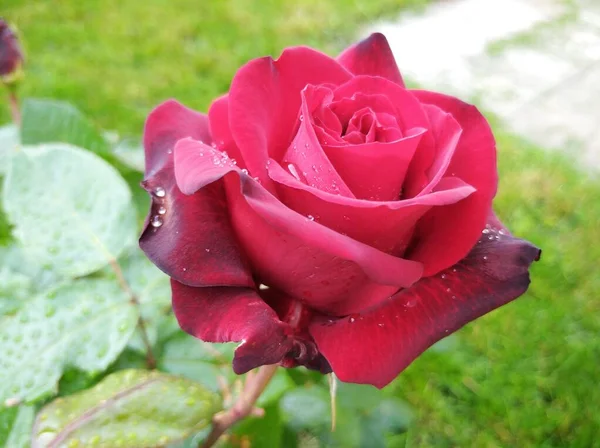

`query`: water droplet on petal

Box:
[299,114,304,121]
[482,228,490,234]
[306,215,315,221]
[205,248,211,253]
[304,142,309,148]
[241,168,249,175]
[349,317,355,323]
[441,274,447,279]
[154,187,166,198]
[483,256,488,260]
[151,216,163,228]
[157,206,166,215]
[287,163,302,181]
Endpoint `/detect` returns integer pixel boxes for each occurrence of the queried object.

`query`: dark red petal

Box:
[171,281,294,373]
[337,33,405,87]
[228,47,352,191]
[310,224,541,388]
[408,92,497,275]
[139,160,253,288]
[143,99,212,178]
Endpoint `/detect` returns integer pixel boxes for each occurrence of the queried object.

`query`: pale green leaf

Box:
[0,124,19,176]
[32,369,222,448]
[0,278,138,404]
[20,99,108,155]
[0,405,35,448]
[119,250,171,353]
[279,387,330,430]
[3,143,137,278]
[159,334,235,392]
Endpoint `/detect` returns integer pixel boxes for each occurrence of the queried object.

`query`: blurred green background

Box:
[3,0,599,446]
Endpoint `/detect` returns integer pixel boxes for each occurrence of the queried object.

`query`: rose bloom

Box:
[140,33,540,388]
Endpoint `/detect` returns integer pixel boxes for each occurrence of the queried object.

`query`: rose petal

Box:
[337,33,405,87]
[207,94,245,167]
[173,138,425,315]
[269,160,475,255]
[228,47,352,190]
[408,91,497,275]
[333,77,427,133]
[140,158,253,288]
[310,224,541,388]
[171,281,295,373]
[281,85,355,197]
[324,127,426,201]
[143,99,212,178]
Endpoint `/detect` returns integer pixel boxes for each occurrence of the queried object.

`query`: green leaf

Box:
[0,244,62,295]
[119,250,171,353]
[279,386,330,431]
[0,266,32,315]
[0,278,138,404]
[20,99,109,155]
[0,124,19,176]
[32,369,222,448]
[159,333,235,392]
[0,405,35,448]
[257,370,294,408]
[2,143,137,278]
[229,404,284,448]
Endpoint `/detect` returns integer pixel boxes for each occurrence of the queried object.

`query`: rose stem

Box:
[7,89,20,126]
[328,373,338,431]
[201,364,278,448]
[109,258,157,369]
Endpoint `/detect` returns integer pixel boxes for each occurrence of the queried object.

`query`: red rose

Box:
[140,33,540,388]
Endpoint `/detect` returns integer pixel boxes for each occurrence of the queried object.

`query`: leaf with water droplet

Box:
[159,333,235,391]
[0,278,137,404]
[32,370,221,448]
[3,143,137,278]
[0,405,35,448]
[118,250,172,353]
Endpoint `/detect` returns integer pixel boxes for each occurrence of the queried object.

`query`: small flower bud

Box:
[0,18,24,84]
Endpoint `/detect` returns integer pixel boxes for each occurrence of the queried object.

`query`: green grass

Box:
[4,0,600,446]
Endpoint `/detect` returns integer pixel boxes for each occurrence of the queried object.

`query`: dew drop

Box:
[182,267,188,272]
[241,168,249,175]
[441,274,447,280]
[205,248,211,253]
[304,142,309,148]
[151,216,163,228]
[266,160,272,165]
[452,268,457,273]
[299,114,304,121]
[452,295,457,300]
[378,323,384,327]
[287,163,301,181]
[167,148,173,154]
[157,206,167,215]
[231,159,237,165]
[349,317,355,323]
[306,215,315,221]
[446,288,451,293]
[482,228,490,234]
[488,235,494,240]
[154,187,166,198]
[483,256,488,260]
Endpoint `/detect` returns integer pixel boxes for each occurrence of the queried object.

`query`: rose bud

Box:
[140,33,540,388]
[0,19,24,84]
